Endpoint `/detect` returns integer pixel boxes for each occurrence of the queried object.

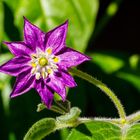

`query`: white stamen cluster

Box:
[30,48,59,80]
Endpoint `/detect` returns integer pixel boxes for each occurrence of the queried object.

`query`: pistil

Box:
[30,48,59,80]
[39,57,48,67]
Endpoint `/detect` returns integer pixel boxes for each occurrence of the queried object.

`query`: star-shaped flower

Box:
[0,17,90,108]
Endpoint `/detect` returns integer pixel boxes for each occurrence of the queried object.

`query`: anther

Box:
[31,62,37,67]
[53,56,59,63]
[35,72,40,80]
[47,68,53,74]
[46,48,52,55]
[31,67,36,74]
[31,54,37,59]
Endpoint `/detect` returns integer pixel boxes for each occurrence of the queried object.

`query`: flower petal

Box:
[54,70,77,88]
[3,41,32,56]
[24,17,45,51]
[10,68,35,98]
[47,77,66,101]
[45,20,68,54]
[58,47,90,69]
[35,79,53,108]
[0,56,31,76]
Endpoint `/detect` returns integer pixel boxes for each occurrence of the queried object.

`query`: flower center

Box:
[39,57,48,67]
[30,48,60,80]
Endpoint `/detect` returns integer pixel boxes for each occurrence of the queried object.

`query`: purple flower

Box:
[0,17,90,108]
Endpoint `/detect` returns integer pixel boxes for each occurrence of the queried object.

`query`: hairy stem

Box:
[127,111,140,124]
[69,68,126,122]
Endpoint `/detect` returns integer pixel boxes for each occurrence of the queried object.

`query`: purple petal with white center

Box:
[54,70,77,88]
[35,79,54,108]
[47,77,66,101]
[10,68,35,98]
[45,20,68,54]
[0,56,31,76]
[0,17,91,109]
[3,41,32,56]
[58,47,90,69]
[24,17,45,51]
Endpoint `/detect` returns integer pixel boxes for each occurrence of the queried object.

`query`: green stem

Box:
[78,117,121,125]
[127,111,140,124]
[69,68,126,122]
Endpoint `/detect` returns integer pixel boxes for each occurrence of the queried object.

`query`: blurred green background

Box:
[0,0,140,139]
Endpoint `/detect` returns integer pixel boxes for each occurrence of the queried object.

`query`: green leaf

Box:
[67,121,121,140]
[24,107,81,140]
[125,123,140,139]
[0,53,12,90]
[24,118,56,140]
[0,1,4,41]
[0,53,13,64]
[4,0,99,52]
[60,129,70,140]
[90,53,124,73]
[117,72,140,91]
[24,115,140,140]
[107,2,119,16]
[1,82,11,115]
[66,121,140,140]
[9,132,16,140]
[129,54,140,69]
